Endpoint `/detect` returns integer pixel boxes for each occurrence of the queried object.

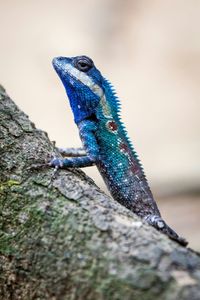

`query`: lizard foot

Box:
[48,157,64,179]
[28,156,63,179]
[145,215,188,247]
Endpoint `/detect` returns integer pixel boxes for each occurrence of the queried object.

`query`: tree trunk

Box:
[0,85,200,300]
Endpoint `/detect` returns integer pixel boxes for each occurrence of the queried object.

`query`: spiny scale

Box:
[103,78,145,172]
[51,55,188,247]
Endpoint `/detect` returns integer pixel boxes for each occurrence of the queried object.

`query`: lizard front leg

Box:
[50,119,99,169]
[57,147,86,157]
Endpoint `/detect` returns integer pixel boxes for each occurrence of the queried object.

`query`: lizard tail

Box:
[144,215,188,247]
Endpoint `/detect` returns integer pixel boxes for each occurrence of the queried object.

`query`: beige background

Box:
[0,0,199,249]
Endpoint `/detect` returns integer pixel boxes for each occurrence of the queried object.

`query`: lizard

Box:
[50,55,188,247]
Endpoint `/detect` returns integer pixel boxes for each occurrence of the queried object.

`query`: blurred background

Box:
[0,0,199,250]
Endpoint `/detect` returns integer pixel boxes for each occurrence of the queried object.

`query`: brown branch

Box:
[0,85,200,300]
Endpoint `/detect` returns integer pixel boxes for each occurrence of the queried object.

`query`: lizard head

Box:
[52,55,104,124]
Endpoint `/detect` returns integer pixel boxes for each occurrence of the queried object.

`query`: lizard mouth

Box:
[52,57,65,73]
[52,57,77,87]
[52,57,104,98]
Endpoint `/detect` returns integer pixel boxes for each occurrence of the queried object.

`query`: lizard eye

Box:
[74,56,94,72]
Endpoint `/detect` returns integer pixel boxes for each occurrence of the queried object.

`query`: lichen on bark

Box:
[0,85,200,300]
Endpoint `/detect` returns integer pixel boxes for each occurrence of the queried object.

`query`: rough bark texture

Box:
[0,85,200,300]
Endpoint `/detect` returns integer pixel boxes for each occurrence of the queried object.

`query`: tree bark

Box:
[0,85,200,300]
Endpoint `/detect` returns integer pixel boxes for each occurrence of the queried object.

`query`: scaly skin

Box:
[50,55,188,246]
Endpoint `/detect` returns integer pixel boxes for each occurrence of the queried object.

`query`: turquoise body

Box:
[92,88,157,216]
[51,55,188,246]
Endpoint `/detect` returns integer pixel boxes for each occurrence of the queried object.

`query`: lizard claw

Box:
[27,161,50,171]
[145,215,188,247]
[48,157,64,180]
[27,156,64,180]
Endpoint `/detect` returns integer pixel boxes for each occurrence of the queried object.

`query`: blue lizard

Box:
[51,55,188,246]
